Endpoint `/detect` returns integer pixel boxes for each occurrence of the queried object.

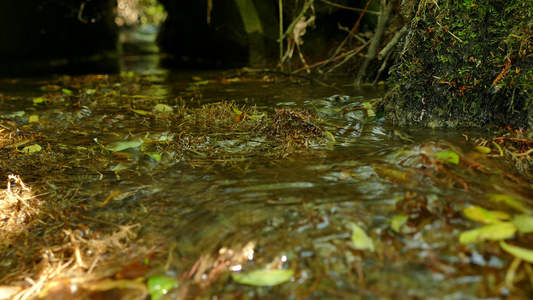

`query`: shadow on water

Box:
[1,66,532,299]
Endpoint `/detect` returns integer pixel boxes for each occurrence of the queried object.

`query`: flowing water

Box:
[1,67,532,299]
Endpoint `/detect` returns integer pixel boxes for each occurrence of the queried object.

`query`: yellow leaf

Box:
[131,109,149,115]
[153,104,173,113]
[512,214,533,233]
[487,194,531,213]
[349,223,374,252]
[474,146,491,154]
[28,115,39,123]
[232,106,243,115]
[459,222,516,244]
[390,214,409,233]
[33,97,44,104]
[463,205,511,224]
[19,144,42,154]
[499,241,533,264]
[231,269,294,286]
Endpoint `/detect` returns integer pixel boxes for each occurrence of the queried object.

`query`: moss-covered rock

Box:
[384,0,533,128]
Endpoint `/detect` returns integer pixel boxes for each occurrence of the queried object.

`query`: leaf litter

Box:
[0,72,532,298]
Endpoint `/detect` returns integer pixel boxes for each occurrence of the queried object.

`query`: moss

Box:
[384,0,533,128]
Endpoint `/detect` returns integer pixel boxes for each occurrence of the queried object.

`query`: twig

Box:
[318,39,371,79]
[355,0,394,87]
[320,0,381,15]
[373,47,392,86]
[278,0,315,42]
[318,0,374,70]
[279,0,284,71]
[436,21,463,43]
[378,25,406,60]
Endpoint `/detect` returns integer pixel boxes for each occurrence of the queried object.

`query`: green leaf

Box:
[231,269,294,286]
[390,214,409,233]
[154,104,173,113]
[324,131,336,142]
[434,150,459,164]
[147,275,179,300]
[463,205,511,224]
[19,144,42,154]
[474,146,491,154]
[232,106,243,115]
[61,88,72,95]
[459,222,516,244]
[105,139,144,152]
[132,109,149,115]
[512,214,533,233]
[499,241,533,264]
[487,194,531,213]
[145,152,162,162]
[33,97,45,104]
[349,223,374,252]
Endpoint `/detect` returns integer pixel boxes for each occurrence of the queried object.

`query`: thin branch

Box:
[318,0,374,70]
[320,0,381,15]
[279,0,284,71]
[278,0,315,42]
[355,0,394,87]
[378,25,406,60]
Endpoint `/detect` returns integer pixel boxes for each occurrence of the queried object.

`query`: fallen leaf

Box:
[434,150,459,164]
[390,214,409,233]
[105,139,144,152]
[474,146,491,154]
[487,194,531,213]
[153,104,173,113]
[459,222,516,244]
[463,205,511,224]
[147,276,179,300]
[20,144,42,154]
[499,241,533,264]
[512,214,533,233]
[350,223,374,252]
[231,269,294,286]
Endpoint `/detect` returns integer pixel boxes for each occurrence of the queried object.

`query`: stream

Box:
[1,67,532,299]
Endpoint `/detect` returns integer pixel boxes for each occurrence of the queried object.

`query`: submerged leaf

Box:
[512,214,533,233]
[349,223,374,252]
[132,109,149,115]
[145,152,162,162]
[324,131,336,142]
[20,144,42,154]
[29,115,39,123]
[373,166,408,182]
[434,150,459,164]
[463,205,511,224]
[474,146,491,154]
[105,139,144,152]
[154,104,173,113]
[390,214,409,233]
[33,97,45,104]
[499,241,533,264]
[147,275,179,300]
[487,194,531,213]
[231,269,294,286]
[459,222,516,244]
